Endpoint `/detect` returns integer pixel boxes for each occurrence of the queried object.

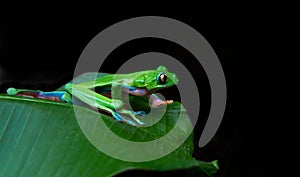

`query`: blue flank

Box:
[38,91,66,101]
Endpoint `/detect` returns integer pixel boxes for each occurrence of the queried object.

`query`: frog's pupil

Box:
[159,73,167,84]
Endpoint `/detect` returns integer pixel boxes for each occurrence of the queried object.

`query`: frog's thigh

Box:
[65,83,123,110]
[111,83,123,100]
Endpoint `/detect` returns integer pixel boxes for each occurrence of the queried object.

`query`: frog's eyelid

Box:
[156,66,168,71]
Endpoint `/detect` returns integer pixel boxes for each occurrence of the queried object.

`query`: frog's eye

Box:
[158,73,168,84]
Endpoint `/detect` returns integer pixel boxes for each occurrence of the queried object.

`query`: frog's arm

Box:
[148,94,174,108]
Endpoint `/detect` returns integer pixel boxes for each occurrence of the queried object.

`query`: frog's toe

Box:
[7,88,18,95]
[138,121,145,126]
[134,111,147,116]
[124,119,138,126]
[112,111,138,126]
[112,112,123,122]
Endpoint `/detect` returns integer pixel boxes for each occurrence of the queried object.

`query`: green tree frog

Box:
[7,66,179,126]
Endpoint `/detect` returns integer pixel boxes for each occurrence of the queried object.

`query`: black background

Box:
[1,2,287,177]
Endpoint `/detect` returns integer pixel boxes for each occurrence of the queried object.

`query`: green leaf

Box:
[0,73,218,177]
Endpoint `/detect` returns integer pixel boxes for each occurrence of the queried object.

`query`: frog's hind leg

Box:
[7,87,72,103]
[65,83,144,126]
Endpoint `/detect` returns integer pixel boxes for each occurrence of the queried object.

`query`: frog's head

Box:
[132,66,179,92]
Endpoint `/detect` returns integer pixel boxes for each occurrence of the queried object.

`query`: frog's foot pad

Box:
[151,100,173,108]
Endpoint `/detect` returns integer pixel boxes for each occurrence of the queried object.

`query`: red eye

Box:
[158,73,168,84]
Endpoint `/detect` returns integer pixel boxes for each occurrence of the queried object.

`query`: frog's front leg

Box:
[123,86,174,108]
[148,94,173,108]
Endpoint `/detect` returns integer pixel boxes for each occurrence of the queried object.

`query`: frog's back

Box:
[76,70,155,88]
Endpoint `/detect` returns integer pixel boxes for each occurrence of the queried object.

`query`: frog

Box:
[7,66,179,126]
